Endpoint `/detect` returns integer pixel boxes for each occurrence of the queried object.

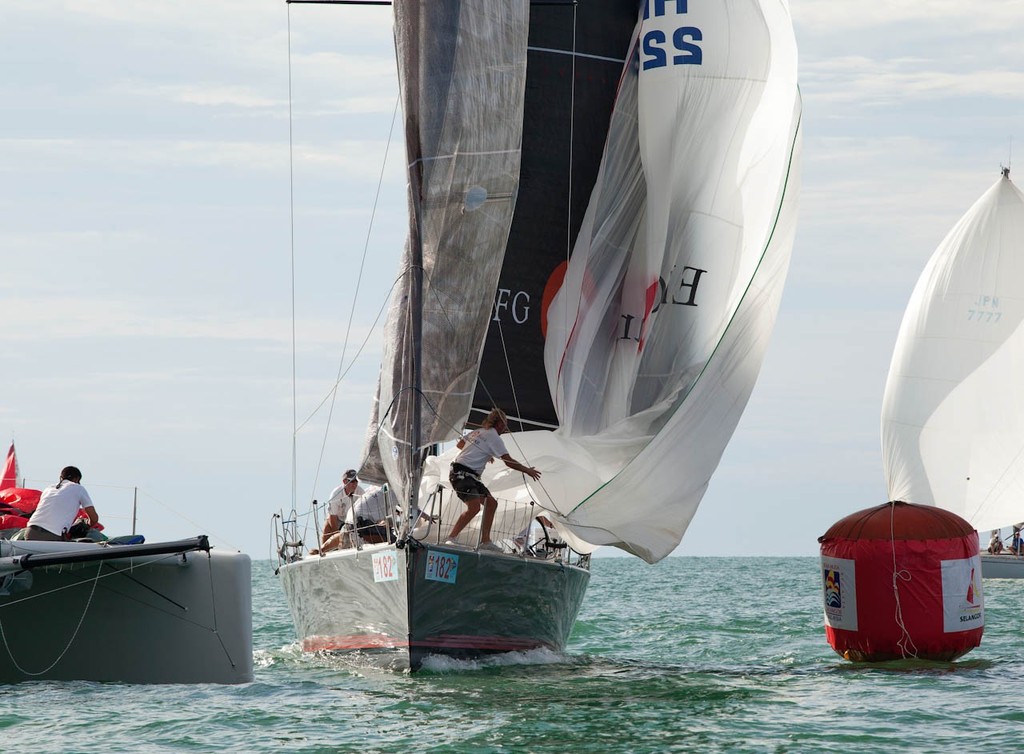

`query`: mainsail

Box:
[363,1,530,502]
[881,170,1024,532]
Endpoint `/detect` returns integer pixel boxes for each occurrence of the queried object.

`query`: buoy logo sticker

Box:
[820,557,858,630]
[824,569,842,608]
[940,555,985,633]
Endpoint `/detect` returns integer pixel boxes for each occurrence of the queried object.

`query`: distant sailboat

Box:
[881,167,1024,579]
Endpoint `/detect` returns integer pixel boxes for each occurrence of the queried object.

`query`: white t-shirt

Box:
[28,481,95,536]
[326,483,364,521]
[352,486,393,523]
[454,427,508,474]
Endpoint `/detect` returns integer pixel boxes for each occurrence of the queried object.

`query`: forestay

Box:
[882,172,1024,532]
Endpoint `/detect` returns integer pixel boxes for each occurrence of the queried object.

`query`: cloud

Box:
[803,57,1024,104]
[0,136,402,180]
[0,294,384,352]
[793,0,1024,34]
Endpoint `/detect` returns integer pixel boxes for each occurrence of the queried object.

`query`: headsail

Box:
[362,1,530,503]
[522,0,802,562]
[472,1,640,431]
[881,170,1024,532]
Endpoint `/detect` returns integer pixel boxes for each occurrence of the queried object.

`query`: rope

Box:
[135,489,240,552]
[888,502,918,659]
[0,562,102,676]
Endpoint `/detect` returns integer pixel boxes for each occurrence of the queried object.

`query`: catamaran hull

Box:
[0,542,252,684]
[279,542,590,670]
[980,553,1024,579]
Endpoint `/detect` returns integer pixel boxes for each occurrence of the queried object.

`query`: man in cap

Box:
[315,469,364,554]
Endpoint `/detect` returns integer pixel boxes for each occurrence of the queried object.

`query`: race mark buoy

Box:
[818,500,983,662]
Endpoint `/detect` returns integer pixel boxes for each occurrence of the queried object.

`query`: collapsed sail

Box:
[425,0,802,563]
[532,0,801,562]
[362,1,529,500]
[472,1,640,431]
[881,171,1024,532]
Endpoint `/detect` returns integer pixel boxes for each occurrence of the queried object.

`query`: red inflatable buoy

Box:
[819,501,984,662]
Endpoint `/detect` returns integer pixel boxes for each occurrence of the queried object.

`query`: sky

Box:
[1,0,1022,560]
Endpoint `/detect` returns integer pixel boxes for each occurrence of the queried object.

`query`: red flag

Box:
[0,443,17,492]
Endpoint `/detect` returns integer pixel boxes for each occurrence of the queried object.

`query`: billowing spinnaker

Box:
[882,173,1024,532]
[532,0,802,562]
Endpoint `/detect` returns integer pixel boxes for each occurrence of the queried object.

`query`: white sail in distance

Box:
[882,170,1024,532]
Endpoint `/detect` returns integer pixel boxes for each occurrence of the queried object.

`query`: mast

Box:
[408,155,424,534]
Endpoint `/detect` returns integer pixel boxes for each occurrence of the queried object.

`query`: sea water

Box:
[3,557,1023,753]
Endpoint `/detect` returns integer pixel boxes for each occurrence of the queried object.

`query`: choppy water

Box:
[3,557,1023,753]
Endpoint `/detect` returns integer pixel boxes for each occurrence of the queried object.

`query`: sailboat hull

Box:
[980,554,1024,579]
[279,542,590,670]
[0,541,252,684]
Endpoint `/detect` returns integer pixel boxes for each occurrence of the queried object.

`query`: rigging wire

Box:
[307,96,402,504]
[493,320,524,432]
[287,4,298,517]
[284,1,401,540]
[556,3,578,420]
[567,2,577,266]
[294,271,405,435]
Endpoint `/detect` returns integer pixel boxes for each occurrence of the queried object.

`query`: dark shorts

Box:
[356,516,390,543]
[449,463,490,502]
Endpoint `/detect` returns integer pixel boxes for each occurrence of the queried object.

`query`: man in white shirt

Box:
[352,486,397,544]
[324,469,363,538]
[312,469,364,554]
[446,408,540,553]
[26,466,99,541]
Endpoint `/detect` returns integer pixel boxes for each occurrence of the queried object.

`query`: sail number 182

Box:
[426,552,459,584]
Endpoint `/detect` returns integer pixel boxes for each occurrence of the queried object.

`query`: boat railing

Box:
[273,487,591,571]
[409,485,590,569]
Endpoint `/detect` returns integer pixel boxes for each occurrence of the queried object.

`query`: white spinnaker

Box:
[882,174,1024,532]
[532,0,801,563]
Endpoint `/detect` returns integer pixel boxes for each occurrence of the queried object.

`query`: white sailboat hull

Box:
[0,539,252,684]
[980,553,1024,579]
[279,541,590,670]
